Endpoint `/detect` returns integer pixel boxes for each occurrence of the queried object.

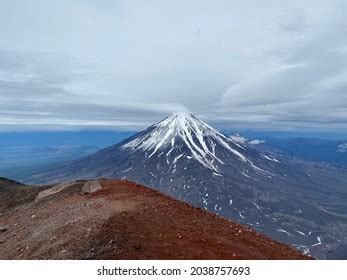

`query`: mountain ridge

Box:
[0,178,310,260]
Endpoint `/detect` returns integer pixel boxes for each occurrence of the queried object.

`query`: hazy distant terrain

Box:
[225,131,347,167]
[0,145,100,180]
[0,131,134,180]
[1,130,347,181]
[256,138,347,167]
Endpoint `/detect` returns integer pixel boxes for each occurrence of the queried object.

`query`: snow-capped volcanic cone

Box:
[121,111,273,174]
[28,112,347,259]
[32,112,281,198]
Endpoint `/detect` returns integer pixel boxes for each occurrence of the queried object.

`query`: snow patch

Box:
[276,228,292,236]
[121,167,133,173]
[238,211,245,219]
[295,230,306,236]
[253,202,262,211]
[311,237,322,247]
[262,154,280,163]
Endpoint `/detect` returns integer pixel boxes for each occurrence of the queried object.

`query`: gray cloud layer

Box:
[1,0,347,131]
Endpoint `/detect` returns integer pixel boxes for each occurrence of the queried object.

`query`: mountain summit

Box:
[28,112,347,259]
[121,111,266,173]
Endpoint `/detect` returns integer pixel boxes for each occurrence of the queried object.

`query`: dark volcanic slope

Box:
[0,177,48,209]
[0,177,25,189]
[0,179,308,260]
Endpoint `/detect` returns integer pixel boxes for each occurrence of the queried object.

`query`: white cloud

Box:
[0,0,346,131]
[249,140,266,145]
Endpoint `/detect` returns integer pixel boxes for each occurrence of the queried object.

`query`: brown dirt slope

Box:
[0,179,311,260]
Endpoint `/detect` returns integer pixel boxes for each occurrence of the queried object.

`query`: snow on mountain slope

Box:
[122,112,265,172]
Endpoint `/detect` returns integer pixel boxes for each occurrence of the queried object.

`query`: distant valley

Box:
[254,137,347,167]
[0,131,135,181]
[0,145,100,181]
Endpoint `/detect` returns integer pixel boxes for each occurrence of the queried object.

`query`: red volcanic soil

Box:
[0,179,310,260]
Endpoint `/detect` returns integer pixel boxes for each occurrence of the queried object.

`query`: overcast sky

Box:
[1,0,347,132]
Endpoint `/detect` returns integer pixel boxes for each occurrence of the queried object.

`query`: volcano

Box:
[31,112,279,183]
[28,112,347,259]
